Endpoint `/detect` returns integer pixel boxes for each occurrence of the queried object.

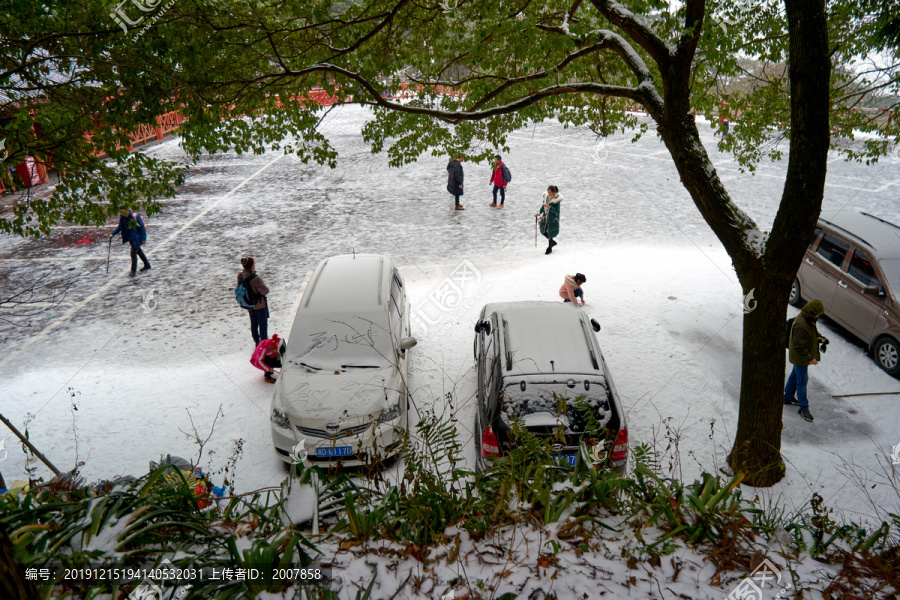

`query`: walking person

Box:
[784,299,825,422]
[238,257,270,346]
[559,273,587,306]
[715,116,730,138]
[535,186,563,254]
[110,207,150,277]
[488,154,511,208]
[447,155,464,210]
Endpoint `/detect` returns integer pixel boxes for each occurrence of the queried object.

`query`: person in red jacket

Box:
[559,273,587,306]
[488,155,511,208]
[251,334,285,383]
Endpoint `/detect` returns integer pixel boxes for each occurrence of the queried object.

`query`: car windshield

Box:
[287,316,393,369]
[501,381,613,431]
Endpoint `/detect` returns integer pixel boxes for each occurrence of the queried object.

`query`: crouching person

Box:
[559,273,587,306]
[251,334,285,383]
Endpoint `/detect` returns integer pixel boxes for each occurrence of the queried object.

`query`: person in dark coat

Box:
[488,154,511,208]
[447,155,464,210]
[536,186,563,254]
[110,207,150,277]
[238,257,270,345]
[784,299,825,422]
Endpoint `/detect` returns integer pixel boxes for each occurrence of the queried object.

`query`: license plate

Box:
[316,446,354,458]
[552,454,577,467]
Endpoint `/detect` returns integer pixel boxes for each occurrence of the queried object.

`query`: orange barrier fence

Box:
[2,83,466,192]
[125,109,188,148]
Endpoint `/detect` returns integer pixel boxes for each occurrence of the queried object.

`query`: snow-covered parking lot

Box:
[1,106,899,526]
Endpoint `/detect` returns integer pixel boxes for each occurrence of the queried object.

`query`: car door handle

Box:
[838,280,848,289]
[805,258,814,266]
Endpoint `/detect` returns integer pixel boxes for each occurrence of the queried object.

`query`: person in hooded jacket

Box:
[536,186,563,254]
[785,299,825,422]
[110,207,151,277]
[238,257,270,346]
[447,155,464,210]
[559,273,587,306]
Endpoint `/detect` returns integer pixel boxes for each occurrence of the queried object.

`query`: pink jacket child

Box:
[559,274,587,306]
[250,334,284,383]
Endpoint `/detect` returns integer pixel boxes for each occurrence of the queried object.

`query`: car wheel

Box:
[874,337,900,377]
[789,278,803,307]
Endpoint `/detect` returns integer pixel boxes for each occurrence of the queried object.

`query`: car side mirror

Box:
[400,337,418,351]
[590,319,601,332]
[474,320,491,335]
[863,285,881,297]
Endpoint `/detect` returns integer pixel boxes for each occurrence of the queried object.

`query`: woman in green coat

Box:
[536,185,563,254]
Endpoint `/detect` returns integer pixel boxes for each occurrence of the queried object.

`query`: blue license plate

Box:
[552,454,577,467]
[316,446,354,458]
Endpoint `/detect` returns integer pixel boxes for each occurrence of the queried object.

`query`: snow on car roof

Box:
[820,211,900,260]
[301,254,389,314]
[483,301,599,376]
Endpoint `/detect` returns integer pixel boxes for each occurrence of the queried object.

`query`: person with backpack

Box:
[488,154,511,208]
[559,273,587,306]
[535,186,563,254]
[784,299,825,422]
[109,207,150,277]
[237,257,270,346]
[447,155,464,210]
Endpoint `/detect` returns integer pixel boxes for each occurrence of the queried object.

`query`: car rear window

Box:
[501,382,614,430]
[816,232,850,268]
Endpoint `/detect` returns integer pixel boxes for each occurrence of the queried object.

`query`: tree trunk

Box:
[728,0,831,485]
[653,0,829,486]
[0,523,39,600]
[659,118,792,486]
[728,282,789,485]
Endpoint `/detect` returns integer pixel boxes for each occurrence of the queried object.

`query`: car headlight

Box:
[378,401,401,424]
[271,408,291,429]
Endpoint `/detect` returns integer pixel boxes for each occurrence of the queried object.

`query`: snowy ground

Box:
[1,106,899,533]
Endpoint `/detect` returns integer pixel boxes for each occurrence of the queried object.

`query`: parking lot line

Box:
[0,152,286,371]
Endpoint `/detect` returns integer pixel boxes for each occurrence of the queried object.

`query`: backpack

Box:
[501,164,511,183]
[785,317,795,349]
[235,273,260,309]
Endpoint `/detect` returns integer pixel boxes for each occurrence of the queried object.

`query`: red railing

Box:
[2,83,465,192]
[124,109,187,148]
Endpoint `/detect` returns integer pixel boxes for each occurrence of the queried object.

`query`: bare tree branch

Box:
[588,0,673,67]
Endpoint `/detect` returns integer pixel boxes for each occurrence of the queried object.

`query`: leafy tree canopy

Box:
[0,0,897,236]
